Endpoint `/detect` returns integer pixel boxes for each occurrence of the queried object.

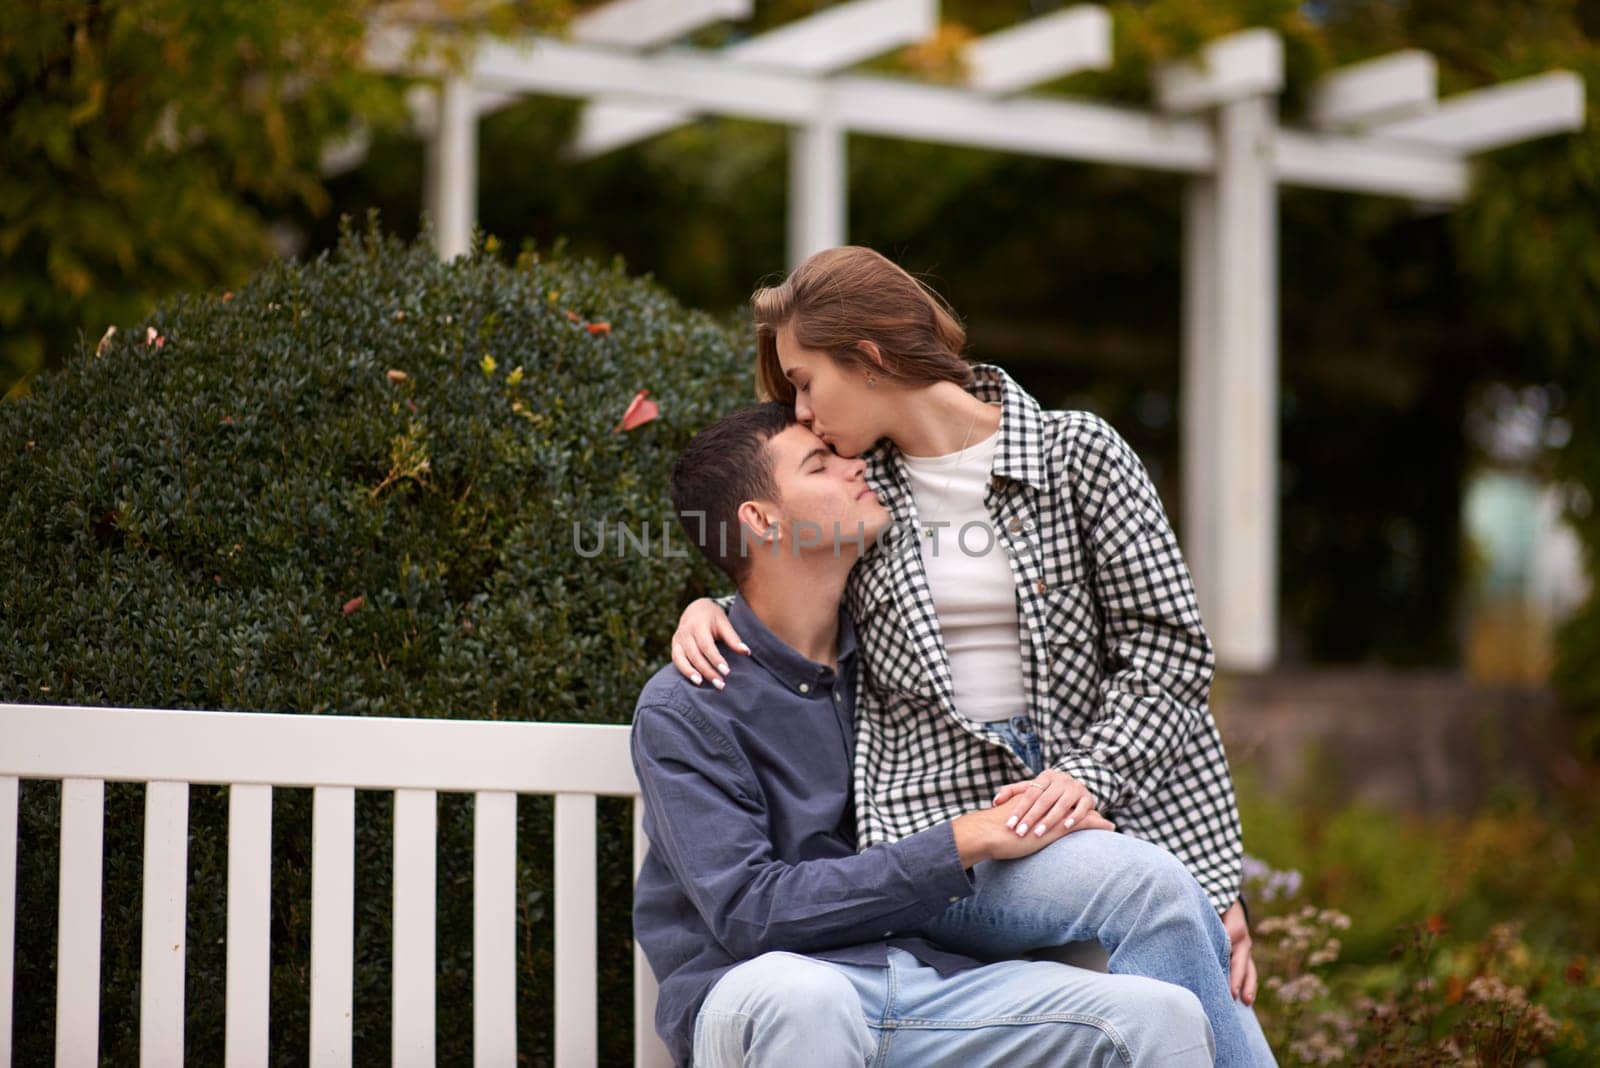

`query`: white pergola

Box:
[358,0,1585,671]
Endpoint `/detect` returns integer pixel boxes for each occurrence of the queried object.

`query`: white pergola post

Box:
[1161,31,1283,670]
[426,76,478,260]
[788,107,847,267]
[1181,174,1219,636]
[1209,93,1279,671]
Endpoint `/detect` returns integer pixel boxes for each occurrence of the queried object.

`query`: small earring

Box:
[866,375,877,389]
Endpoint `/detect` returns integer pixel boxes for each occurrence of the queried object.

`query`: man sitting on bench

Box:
[631,404,1223,1066]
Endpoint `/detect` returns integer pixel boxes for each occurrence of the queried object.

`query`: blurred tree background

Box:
[9,0,1594,703]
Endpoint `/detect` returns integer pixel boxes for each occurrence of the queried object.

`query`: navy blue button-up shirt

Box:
[631,595,979,1066]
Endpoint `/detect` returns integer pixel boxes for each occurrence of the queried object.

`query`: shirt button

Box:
[948,896,960,903]
[833,692,841,702]
[798,683,810,694]
[883,931,894,938]
[1036,579,1048,594]
[1008,518,1023,534]
[990,475,1004,491]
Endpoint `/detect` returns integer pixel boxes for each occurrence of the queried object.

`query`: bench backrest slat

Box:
[225,783,273,1067]
[632,797,663,1068]
[310,785,356,1068]
[473,790,519,1067]
[141,781,190,1066]
[393,788,439,1062]
[554,793,600,1066]
[57,777,105,1066]
[0,776,17,1068]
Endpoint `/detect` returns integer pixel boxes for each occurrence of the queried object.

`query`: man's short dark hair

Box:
[671,403,797,584]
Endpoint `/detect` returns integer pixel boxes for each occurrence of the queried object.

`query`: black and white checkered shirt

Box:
[844,365,1244,912]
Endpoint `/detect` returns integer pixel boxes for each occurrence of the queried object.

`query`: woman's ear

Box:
[856,340,886,370]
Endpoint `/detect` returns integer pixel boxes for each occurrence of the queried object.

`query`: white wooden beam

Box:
[1309,49,1436,130]
[569,0,752,50]
[569,0,937,158]
[1275,129,1469,202]
[720,0,936,73]
[962,5,1111,95]
[370,26,1477,201]
[831,74,1213,172]
[1368,70,1585,154]
[463,37,827,123]
[1154,28,1284,114]
[338,0,754,170]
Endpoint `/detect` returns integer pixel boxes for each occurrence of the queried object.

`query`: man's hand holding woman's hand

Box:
[953,800,1112,867]
[671,598,747,690]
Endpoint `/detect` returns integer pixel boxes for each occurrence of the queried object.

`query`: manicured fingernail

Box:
[1006,816,1017,828]
[1017,822,1029,835]
[1033,824,1047,837]
[717,662,730,674]
[711,678,724,691]
[690,673,702,685]
[738,643,751,652]
[1065,817,1075,828]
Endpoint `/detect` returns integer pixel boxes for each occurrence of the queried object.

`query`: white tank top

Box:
[901,428,1028,723]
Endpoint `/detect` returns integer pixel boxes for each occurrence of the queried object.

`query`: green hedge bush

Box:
[0,220,752,1064]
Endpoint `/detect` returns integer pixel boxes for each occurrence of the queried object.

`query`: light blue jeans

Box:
[694,946,1215,1066]
[925,717,1277,1067]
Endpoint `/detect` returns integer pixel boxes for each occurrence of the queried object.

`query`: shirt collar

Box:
[968,363,1051,492]
[861,363,1051,493]
[728,593,857,696]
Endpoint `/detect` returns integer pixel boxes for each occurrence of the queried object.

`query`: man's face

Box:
[755,425,891,560]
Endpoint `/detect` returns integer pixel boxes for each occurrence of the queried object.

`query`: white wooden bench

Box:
[0,702,673,1067]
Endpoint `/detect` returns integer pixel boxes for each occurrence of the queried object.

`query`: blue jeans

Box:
[984,715,1044,775]
[939,719,1276,1066]
[694,946,1215,1066]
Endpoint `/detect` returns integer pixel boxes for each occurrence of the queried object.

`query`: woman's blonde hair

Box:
[752,246,973,403]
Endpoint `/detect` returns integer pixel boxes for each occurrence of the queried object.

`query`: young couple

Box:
[630,247,1275,1065]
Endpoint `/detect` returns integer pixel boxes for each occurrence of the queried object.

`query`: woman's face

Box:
[775,321,882,459]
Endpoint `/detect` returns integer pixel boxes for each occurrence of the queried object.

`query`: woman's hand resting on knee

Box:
[992,769,1099,839]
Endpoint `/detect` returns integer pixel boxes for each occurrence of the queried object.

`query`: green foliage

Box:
[0,0,583,393]
[0,221,753,1062]
[1240,774,1600,1065]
